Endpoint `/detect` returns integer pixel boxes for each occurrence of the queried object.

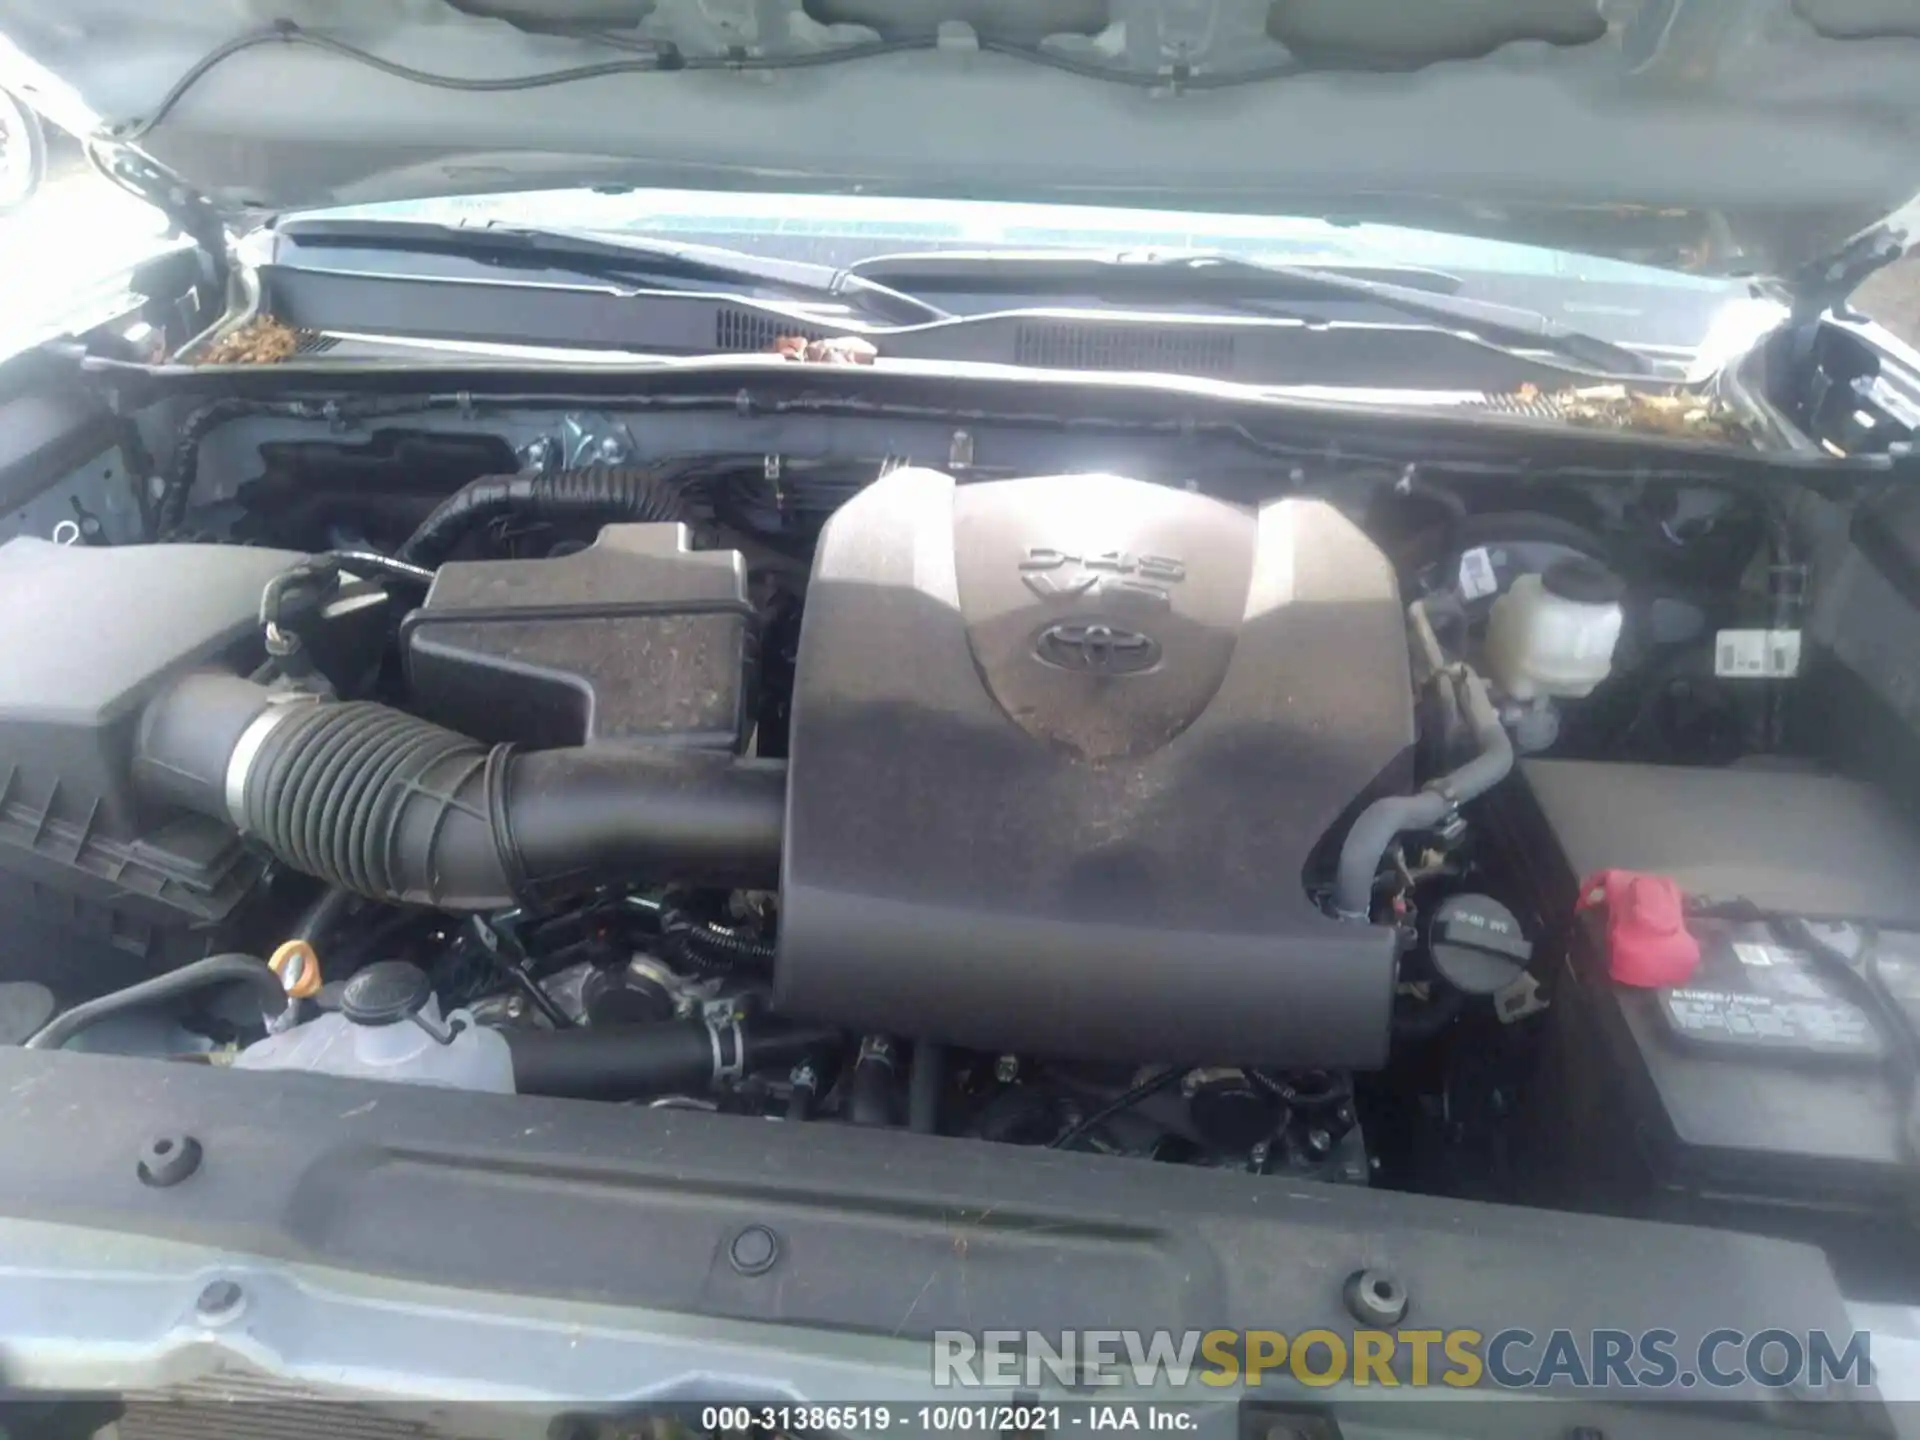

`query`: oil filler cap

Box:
[1428,895,1531,996]
[340,961,433,1026]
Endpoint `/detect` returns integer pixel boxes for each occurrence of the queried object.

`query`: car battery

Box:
[1493,760,1920,1293]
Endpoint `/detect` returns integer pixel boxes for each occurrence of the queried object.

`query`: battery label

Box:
[1714,628,1801,679]
[1655,933,1884,1062]
[1660,988,1880,1057]
[1731,941,1835,1000]
[1458,546,1499,601]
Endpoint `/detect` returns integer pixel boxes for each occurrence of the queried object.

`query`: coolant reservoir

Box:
[237,960,515,1093]
[1483,558,1625,700]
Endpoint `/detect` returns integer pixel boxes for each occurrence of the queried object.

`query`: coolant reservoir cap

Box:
[340,961,433,1027]
[1541,557,1625,606]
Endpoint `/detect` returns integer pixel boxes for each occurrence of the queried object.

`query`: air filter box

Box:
[0,538,306,941]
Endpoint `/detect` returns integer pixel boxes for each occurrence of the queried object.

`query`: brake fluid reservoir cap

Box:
[1541,557,1626,606]
[340,961,433,1026]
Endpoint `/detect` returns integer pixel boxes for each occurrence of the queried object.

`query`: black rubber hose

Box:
[1332,664,1513,920]
[909,1040,946,1134]
[659,909,777,971]
[25,954,287,1051]
[135,675,785,909]
[504,1019,838,1100]
[398,467,690,567]
[787,1063,820,1120]
[849,1036,900,1126]
[1048,1066,1182,1150]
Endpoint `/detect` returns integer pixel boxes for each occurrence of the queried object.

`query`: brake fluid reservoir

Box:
[1483,558,1624,700]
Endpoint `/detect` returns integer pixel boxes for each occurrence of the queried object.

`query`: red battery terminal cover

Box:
[1576,870,1701,988]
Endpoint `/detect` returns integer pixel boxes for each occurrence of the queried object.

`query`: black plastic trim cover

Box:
[0,1045,1861,1404]
[257,263,1625,392]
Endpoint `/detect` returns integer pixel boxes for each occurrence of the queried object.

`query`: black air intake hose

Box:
[505,1018,838,1101]
[398,466,690,567]
[134,673,783,909]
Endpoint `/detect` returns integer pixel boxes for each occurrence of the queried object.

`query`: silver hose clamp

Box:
[223,696,318,825]
[706,1008,746,1085]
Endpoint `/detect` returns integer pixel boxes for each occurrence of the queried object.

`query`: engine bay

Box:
[7,377,1920,1296]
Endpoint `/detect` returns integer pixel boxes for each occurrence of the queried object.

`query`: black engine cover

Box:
[777,469,1412,1066]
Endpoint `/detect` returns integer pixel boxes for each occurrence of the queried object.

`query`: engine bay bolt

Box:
[1343,1268,1409,1327]
[994,1054,1020,1084]
[519,436,555,471]
[1306,1127,1333,1157]
[194,1279,245,1324]
[728,1224,781,1276]
[137,1134,202,1188]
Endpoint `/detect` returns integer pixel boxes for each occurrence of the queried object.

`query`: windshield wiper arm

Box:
[272,217,948,327]
[848,248,1653,376]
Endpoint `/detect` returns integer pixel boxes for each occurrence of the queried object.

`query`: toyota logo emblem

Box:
[1034,622,1162,674]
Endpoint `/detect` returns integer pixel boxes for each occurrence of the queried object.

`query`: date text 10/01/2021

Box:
[698,1407,1184,1432]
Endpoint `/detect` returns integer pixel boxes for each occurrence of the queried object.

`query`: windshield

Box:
[297,188,1756,356]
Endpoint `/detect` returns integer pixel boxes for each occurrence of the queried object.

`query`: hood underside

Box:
[3,0,1920,296]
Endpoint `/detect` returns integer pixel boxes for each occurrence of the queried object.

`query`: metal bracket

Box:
[1042,0,1291,84]
[519,414,639,471]
[82,137,231,293]
[706,1008,747,1084]
[1781,187,1920,322]
[639,0,879,60]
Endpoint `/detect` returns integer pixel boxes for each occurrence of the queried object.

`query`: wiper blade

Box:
[848,248,1653,376]
[272,217,947,327]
